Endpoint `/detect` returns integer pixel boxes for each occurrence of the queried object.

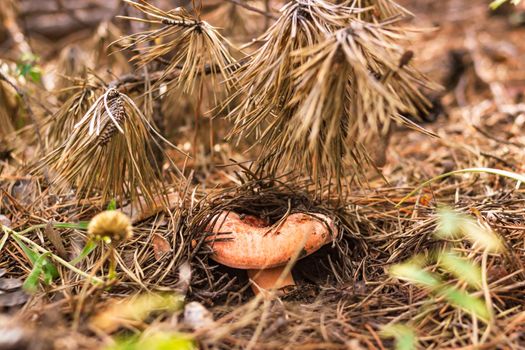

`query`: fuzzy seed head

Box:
[88,211,132,245]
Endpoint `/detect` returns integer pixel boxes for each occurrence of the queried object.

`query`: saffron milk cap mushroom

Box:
[205,211,338,296]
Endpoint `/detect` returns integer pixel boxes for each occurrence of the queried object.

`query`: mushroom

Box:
[204,211,337,296]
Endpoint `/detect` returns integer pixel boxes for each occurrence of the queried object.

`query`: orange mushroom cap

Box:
[206,211,338,270]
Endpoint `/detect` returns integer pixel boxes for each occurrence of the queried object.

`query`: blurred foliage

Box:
[384,206,504,344]
[8,229,59,293]
[491,0,523,9]
[437,207,503,253]
[382,324,418,350]
[390,257,490,321]
[16,53,42,83]
[107,332,195,350]
[91,293,184,333]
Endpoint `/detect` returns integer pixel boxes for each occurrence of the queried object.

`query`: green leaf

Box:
[436,207,463,239]
[107,199,117,211]
[436,208,503,253]
[12,233,59,287]
[11,233,40,264]
[92,293,184,333]
[69,240,98,265]
[438,286,490,321]
[389,260,441,288]
[490,0,521,9]
[0,230,8,252]
[16,63,30,77]
[438,251,482,289]
[382,324,418,350]
[28,68,42,84]
[16,53,42,83]
[16,63,41,83]
[460,220,503,253]
[490,0,509,9]
[140,334,195,350]
[42,258,59,283]
[22,253,58,293]
[52,221,90,230]
[23,253,48,293]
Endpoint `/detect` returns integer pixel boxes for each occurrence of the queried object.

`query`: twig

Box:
[479,151,516,169]
[472,125,525,148]
[224,0,278,20]
[109,59,246,92]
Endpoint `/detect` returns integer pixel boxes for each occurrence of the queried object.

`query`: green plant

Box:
[0,222,103,292]
[490,0,523,9]
[384,207,504,345]
[381,324,418,350]
[107,332,195,350]
[16,53,42,83]
[0,202,131,292]
[91,293,184,333]
[390,255,491,321]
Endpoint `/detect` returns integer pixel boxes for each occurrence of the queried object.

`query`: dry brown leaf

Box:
[0,290,29,307]
[44,222,68,259]
[152,233,171,261]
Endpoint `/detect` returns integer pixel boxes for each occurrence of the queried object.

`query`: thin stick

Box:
[224,0,278,19]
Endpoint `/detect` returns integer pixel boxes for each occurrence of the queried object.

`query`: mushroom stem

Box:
[247,266,295,296]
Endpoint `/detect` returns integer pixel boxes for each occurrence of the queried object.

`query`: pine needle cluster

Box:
[33,87,179,208]
[116,0,235,96]
[227,0,434,191]
[33,0,438,208]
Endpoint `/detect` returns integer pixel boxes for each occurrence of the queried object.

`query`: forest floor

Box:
[2,0,525,349]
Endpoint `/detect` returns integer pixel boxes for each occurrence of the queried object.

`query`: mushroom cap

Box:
[205,211,337,269]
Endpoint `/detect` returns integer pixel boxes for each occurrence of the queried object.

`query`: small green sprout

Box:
[16,53,42,83]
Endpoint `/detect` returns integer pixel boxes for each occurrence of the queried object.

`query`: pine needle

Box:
[226,0,362,140]
[45,81,101,148]
[116,0,236,97]
[354,0,413,20]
